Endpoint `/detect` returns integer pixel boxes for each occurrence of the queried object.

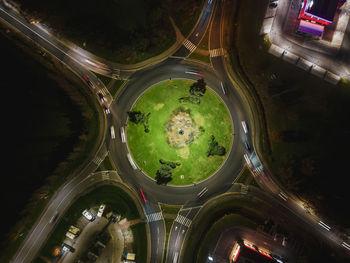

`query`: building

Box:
[229,240,285,263]
[299,0,340,25]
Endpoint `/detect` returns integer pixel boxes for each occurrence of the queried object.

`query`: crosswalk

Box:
[146,212,163,223]
[100,86,109,96]
[174,214,192,227]
[93,155,104,166]
[209,48,225,57]
[183,39,196,52]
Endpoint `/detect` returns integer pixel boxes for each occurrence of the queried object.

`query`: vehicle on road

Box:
[103,105,110,114]
[241,121,248,134]
[83,75,93,87]
[120,126,126,143]
[244,141,252,154]
[97,204,105,217]
[221,81,226,95]
[185,71,204,77]
[138,188,147,203]
[82,209,95,221]
[110,126,115,139]
[97,92,106,102]
[49,211,59,223]
[127,153,137,169]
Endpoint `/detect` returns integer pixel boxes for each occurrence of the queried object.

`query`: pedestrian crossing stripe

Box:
[209,48,225,57]
[175,214,191,227]
[183,39,196,52]
[146,212,163,223]
[93,156,103,165]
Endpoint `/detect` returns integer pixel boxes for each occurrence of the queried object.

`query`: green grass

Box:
[37,185,143,260]
[127,79,233,185]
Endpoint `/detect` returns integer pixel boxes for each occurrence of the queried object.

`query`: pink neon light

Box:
[260,252,273,259]
[233,247,240,262]
[245,245,258,252]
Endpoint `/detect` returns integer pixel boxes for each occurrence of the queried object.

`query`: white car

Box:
[120,126,126,143]
[241,121,248,134]
[110,126,115,139]
[97,204,106,217]
[82,209,95,221]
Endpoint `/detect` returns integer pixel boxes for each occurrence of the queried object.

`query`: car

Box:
[282,236,288,246]
[49,211,59,223]
[65,231,76,240]
[241,121,248,134]
[138,188,147,203]
[269,2,278,8]
[82,209,95,221]
[103,106,110,114]
[97,92,106,102]
[244,141,252,154]
[97,204,106,217]
[83,75,93,87]
[120,126,126,143]
[110,126,115,139]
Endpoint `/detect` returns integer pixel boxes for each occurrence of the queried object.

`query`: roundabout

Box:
[126,79,233,185]
[109,59,249,206]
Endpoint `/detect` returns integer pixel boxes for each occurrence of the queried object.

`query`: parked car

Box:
[82,209,95,221]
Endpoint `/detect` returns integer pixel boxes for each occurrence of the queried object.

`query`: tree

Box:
[178,78,207,104]
[128,111,146,124]
[128,111,151,133]
[155,159,180,185]
[189,78,206,97]
[206,135,226,157]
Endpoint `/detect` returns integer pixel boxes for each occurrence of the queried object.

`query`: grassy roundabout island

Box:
[127,79,233,185]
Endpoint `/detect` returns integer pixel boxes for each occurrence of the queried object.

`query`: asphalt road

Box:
[1,0,350,262]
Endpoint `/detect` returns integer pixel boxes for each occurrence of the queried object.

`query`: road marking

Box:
[209,48,225,57]
[175,214,192,227]
[146,212,163,223]
[183,39,196,52]
[93,155,104,165]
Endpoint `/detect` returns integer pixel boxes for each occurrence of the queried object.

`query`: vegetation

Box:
[179,78,207,104]
[36,185,145,261]
[128,111,151,133]
[15,0,203,64]
[0,24,98,262]
[230,0,350,227]
[127,79,232,185]
[156,159,181,185]
[206,135,226,157]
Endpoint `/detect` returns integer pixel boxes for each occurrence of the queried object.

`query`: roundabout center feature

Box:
[127,79,233,185]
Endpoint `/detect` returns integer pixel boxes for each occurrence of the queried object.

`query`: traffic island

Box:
[126,79,233,185]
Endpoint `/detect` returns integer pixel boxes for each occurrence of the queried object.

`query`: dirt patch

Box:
[176,147,190,159]
[166,111,200,148]
[154,103,164,110]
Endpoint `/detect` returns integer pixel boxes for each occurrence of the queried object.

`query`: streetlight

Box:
[208,256,214,261]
